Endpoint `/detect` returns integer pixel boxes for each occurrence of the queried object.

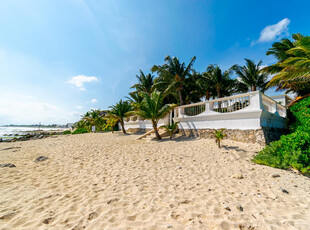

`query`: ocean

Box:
[0,126,67,140]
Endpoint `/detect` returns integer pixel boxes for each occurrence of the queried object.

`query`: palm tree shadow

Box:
[159,136,198,142]
[221,145,246,152]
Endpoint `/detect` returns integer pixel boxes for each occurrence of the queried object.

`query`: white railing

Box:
[210,95,250,113]
[261,94,276,113]
[173,91,287,119]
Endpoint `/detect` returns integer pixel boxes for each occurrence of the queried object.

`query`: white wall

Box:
[123,92,288,131]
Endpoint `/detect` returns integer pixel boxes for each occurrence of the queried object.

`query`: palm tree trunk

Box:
[251,85,257,91]
[178,90,184,106]
[120,120,126,134]
[152,121,162,140]
[206,91,210,100]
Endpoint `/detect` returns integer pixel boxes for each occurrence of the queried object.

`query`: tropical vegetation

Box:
[130,91,176,140]
[264,33,310,96]
[212,129,227,148]
[107,100,132,134]
[253,96,310,174]
[161,122,179,140]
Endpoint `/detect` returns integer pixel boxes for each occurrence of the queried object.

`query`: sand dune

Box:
[0,133,310,229]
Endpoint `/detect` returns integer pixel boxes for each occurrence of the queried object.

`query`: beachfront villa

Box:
[123,91,292,145]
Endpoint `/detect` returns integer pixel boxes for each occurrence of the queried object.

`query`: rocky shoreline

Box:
[0,131,64,142]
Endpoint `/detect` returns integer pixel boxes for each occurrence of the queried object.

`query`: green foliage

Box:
[108,100,132,134]
[212,129,227,148]
[264,33,310,96]
[161,122,179,140]
[151,55,196,105]
[132,91,177,140]
[231,59,269,92]
[72,128,89,135]
[253,96,310,174]
[105,117,118,133]
[130,70,155,95]
[63,130,71,135]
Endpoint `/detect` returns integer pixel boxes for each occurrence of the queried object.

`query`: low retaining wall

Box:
[126,128,151,134]
[126,127,287,145]
[179,127,287,145]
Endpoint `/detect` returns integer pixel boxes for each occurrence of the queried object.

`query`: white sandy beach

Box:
[0,133,310,229]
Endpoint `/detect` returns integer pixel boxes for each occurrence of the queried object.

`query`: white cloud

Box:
[67,75,99,91]
[90,98,98,104]
[252,18,290,45]
[76,105,83,109]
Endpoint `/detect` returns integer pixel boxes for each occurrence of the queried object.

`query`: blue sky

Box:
[0,0,309,125]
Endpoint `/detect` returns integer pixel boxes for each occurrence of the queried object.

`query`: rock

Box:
[35,156,48,162]
[0,163,16,168]
[271,174,280,178]
[224,206,231,211]
[280,188,289,194]
[167,225,173,228]
[88,212,99,220]
[236,204,243,211]
[42,217,54,224]
[231,174,244,179]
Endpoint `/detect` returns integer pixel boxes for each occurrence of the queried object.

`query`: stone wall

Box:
[179,127,287,145]
[127,127,287,145]
[126,128,151,134]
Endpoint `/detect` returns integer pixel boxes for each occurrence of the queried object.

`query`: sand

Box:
[0,133,310,230]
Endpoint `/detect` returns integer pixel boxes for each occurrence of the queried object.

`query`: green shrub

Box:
[72,128,89,135]
[253,96,310,175]
[63,130,72,135]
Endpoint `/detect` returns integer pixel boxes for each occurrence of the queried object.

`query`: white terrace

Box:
[124,91,288,132]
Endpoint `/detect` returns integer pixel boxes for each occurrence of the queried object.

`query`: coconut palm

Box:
[131,70,155,95]
[132,91,177,140]
[232,59,269,92]
[127,91,144,109]
[151,56,196,105]
[212,129,227,148]
[161,122,179,140]
[264,33,310,96]
[203,65,246,99]
[83,109,106,132]
[108,100,132,134]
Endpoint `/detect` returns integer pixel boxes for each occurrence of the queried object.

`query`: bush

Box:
[253,96,310,175]
[63,130,72,135]
[72,128,89,135]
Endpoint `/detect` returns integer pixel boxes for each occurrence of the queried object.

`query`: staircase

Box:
[135,128,168,141]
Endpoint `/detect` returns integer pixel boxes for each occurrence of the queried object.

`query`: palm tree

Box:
[203,64,246,99]
[132,91,176,140]
[131,70,155,94]
[232,59,269,92]
[108,100,132,134]
[127,91,144,109]
[212,129,227,148]
[264,33,310,96]
[83,109,106,132]
[161,122,179,140]
[151,55,196,105]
